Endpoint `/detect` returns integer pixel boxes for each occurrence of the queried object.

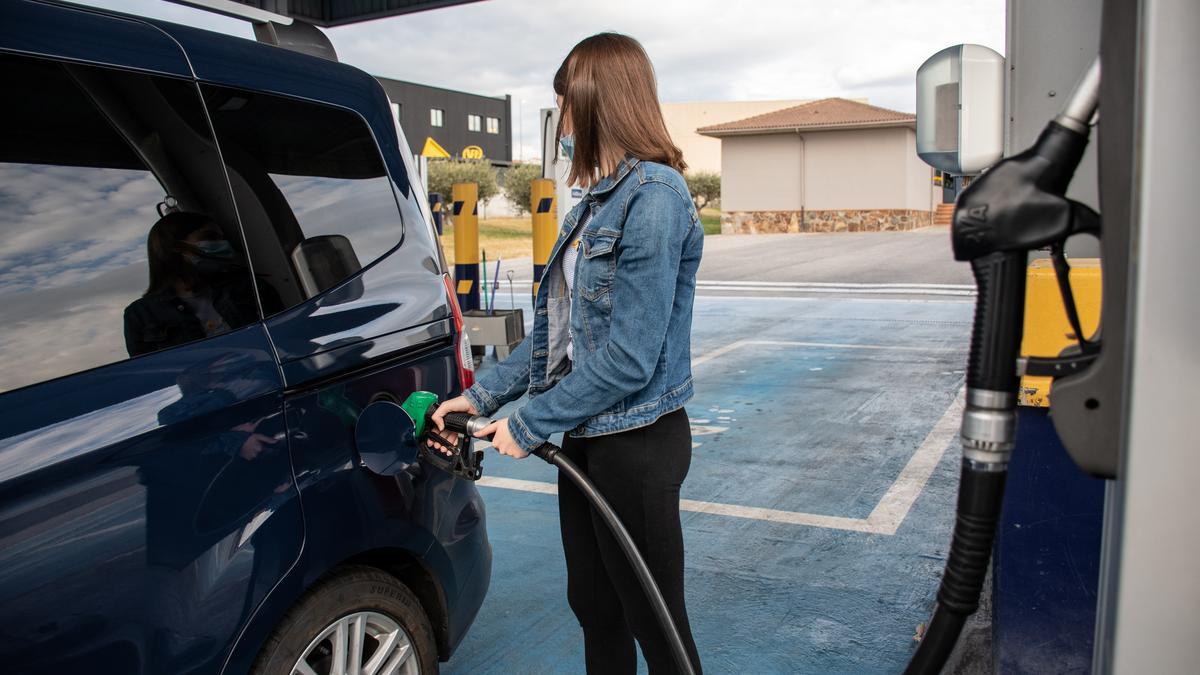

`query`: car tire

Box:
[251,565,439,675]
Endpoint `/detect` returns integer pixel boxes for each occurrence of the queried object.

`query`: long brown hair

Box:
[554,33,686,187]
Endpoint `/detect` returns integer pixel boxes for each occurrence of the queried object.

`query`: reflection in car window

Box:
[204,85,405,312]
[0,54,258,393]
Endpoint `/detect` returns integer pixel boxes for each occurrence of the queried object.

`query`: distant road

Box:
[484,227,976,302]
[699,227,972,285]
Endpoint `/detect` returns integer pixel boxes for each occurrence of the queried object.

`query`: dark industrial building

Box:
[172,2,512,164]
[375,77,513,165]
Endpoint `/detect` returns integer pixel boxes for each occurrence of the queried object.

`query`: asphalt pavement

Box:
[489,226,974,305]
[698,227,971,286]
[447,227,977,673]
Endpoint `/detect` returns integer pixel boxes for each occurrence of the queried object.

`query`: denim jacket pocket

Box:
[582,232,618,258]
[579,232,618,303]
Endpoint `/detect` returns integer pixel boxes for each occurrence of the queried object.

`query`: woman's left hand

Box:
[477,417,529,459]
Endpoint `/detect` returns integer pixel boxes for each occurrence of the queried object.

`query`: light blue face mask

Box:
[559,134,575,161]
[193,240,234,258]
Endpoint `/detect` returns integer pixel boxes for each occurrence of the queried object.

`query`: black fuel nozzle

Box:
[906,58,1101,675]
[398,391,485,480]
[951,57,1101,432]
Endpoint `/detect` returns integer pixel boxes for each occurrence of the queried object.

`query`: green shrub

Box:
[685,171,721,210]
[500,162,543,215]
[426,159,498,208]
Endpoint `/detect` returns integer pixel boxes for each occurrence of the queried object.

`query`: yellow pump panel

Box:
[1019,258,1102,407]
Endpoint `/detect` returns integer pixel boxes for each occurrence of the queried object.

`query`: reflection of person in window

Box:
[124,212,259,357]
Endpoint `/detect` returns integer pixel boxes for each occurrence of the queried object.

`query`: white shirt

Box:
[562,207,591,361]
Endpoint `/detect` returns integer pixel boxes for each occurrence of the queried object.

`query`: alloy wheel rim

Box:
[291,611,419,675]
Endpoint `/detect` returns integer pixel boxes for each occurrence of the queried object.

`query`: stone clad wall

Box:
[721,209,933,234]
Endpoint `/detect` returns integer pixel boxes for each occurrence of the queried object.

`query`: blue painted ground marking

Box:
[444,294,972,674]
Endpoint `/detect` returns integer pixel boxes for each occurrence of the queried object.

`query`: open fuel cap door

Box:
[355,400,420,475]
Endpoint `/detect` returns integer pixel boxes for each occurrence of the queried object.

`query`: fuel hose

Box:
[904,57,1101,675]
[437,411,698,675]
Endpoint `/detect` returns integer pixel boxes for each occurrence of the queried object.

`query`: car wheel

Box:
[252,565,439,675]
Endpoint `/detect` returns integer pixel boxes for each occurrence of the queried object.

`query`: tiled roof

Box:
[697,97,915,136]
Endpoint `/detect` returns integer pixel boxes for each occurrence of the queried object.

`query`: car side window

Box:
[0,53,259,394]
[202,85,405,314]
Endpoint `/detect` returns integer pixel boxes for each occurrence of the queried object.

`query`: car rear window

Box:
[202,85,405,314]
[0,54,258,393]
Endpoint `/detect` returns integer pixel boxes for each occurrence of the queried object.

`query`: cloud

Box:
[76,0,1003,161]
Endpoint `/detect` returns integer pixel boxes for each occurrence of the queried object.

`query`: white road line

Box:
[478,476,558,495]
[695,294,974,304]
[483,279,973,290]
[864,388,965,535]
[697,280,974,290]
[697,286,975,297]
[479,279,976,296]
[691,339,953,368]
[475,390,962,534]
[474,476,879,533]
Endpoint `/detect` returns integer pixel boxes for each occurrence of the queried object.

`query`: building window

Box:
[467,114,481,132]
[430,108,444,127]
[486,117,500,134]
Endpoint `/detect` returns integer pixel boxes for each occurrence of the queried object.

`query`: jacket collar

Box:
[587,154,640,200]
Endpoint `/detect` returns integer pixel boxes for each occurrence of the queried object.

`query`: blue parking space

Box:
[446,294,973,674]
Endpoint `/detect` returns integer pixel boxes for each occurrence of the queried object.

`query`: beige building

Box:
[698,98,939,233]
[661,100,812,173]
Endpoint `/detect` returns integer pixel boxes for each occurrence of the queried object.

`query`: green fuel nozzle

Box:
[400,390,439,439]
[400,390,485,481]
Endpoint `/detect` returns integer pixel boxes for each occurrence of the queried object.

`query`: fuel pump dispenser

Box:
[906,57,1102,673]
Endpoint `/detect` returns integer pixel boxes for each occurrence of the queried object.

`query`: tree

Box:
[426,159,499,211]
[500,162,543,215]
[685,171,721,210]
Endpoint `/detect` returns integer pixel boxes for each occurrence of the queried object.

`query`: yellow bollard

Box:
[451,182,480,311]
[530,178,556,299]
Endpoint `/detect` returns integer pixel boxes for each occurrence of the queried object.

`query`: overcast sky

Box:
[75,0,1005,160]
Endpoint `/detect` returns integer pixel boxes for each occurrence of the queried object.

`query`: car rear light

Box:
[442,274,475,389]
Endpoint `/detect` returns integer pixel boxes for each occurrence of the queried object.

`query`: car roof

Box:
[32,1,390,118]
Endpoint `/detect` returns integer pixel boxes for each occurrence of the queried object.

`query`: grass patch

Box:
[440,217,534,263]
[700,207,722,236]
[440,209,721,262]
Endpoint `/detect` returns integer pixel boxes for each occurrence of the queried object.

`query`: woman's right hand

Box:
[426,396,479,455]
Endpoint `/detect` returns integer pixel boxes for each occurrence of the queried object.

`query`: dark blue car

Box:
[0,2,490,673]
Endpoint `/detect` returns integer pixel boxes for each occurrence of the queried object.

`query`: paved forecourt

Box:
[443,279,972,674]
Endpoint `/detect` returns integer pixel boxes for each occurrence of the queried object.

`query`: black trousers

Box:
[558,407,702,675]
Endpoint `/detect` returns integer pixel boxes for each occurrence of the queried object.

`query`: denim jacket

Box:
[464,156,703,452]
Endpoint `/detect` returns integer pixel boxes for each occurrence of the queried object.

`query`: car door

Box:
[199,78,488,624]
[0,5,302,673]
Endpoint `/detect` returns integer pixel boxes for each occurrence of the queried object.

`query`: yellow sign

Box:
[457,279,474,294]
[421,137,450,158]
[462,145,484,159]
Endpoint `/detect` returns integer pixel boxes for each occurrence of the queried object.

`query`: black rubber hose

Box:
[434,412,696,675]
[532,444,697,675]
[904,463,1008,675]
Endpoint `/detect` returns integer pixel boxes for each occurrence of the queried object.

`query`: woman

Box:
[430,32,704,674]
[124,211,258,357]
